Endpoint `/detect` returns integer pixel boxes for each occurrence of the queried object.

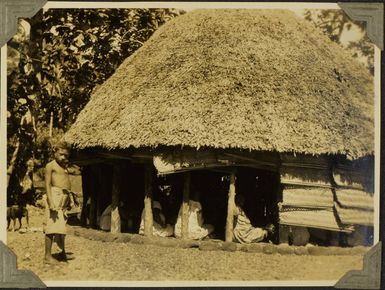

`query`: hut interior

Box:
[235,167,279,230]
[76,149,374,246]
[82,161,146,233]
[78,150,282,241]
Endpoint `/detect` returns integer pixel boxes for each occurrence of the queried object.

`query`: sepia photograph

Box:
[1,1,381,287]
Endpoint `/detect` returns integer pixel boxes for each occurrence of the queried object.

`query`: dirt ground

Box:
[7,206,365,282]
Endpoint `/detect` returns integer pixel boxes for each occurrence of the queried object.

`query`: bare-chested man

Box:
[44,141,72,264]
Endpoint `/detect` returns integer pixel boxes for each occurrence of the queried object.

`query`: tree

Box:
[304,9,374,75]
[7,9,182,206]
[38,9,182,128]
[7,11,42,205]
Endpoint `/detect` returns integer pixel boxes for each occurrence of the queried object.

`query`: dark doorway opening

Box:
[190,170,229,240]
[235,167,280,238]
[119,162,145,233]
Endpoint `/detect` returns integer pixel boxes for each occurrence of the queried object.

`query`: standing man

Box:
[44,141,72,264]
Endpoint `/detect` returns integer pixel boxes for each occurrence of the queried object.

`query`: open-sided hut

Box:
[64,9,375,245]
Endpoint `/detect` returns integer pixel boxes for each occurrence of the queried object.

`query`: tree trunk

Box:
[181,172,191,239]
[6,140,20,187]
[110,164,121,233]
[25,10,42,153]
[144,166,153,237]
[225,171,236,242]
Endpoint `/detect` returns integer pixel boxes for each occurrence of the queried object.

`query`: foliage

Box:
[35,122,65,167]
[304,9,374,75]
[7,9,182,205]
[38,9,182,128]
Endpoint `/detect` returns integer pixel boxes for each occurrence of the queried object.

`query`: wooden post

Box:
[110,164,121,233]
[96,190,103,227]
[96,166,103,227]
[181,172,191,239]
[225,171,236,242]
[89,194,97,228]
[80,166,89,226]
[144,166,153,237]
[89,167,97,228]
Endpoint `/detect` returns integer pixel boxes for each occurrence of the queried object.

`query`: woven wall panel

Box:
[335,188,374,210]
[279,207,347,232]
[333,157,374,193]
[333,169,367,190]
[282,186,333,208]
[280,153,330,168]
[335,204,374,226]
[280,166,332,187]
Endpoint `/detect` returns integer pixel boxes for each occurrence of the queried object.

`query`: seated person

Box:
[174,191,214,240]
[139,200,173,237]
[233,194,275,244]
[99,202,128,231]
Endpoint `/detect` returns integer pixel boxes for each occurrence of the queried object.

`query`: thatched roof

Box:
[64,9,374,159]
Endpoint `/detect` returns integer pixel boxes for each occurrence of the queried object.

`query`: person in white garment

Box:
[233,194,275,244]
[139,200,174,237]
[174,191,214,240]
